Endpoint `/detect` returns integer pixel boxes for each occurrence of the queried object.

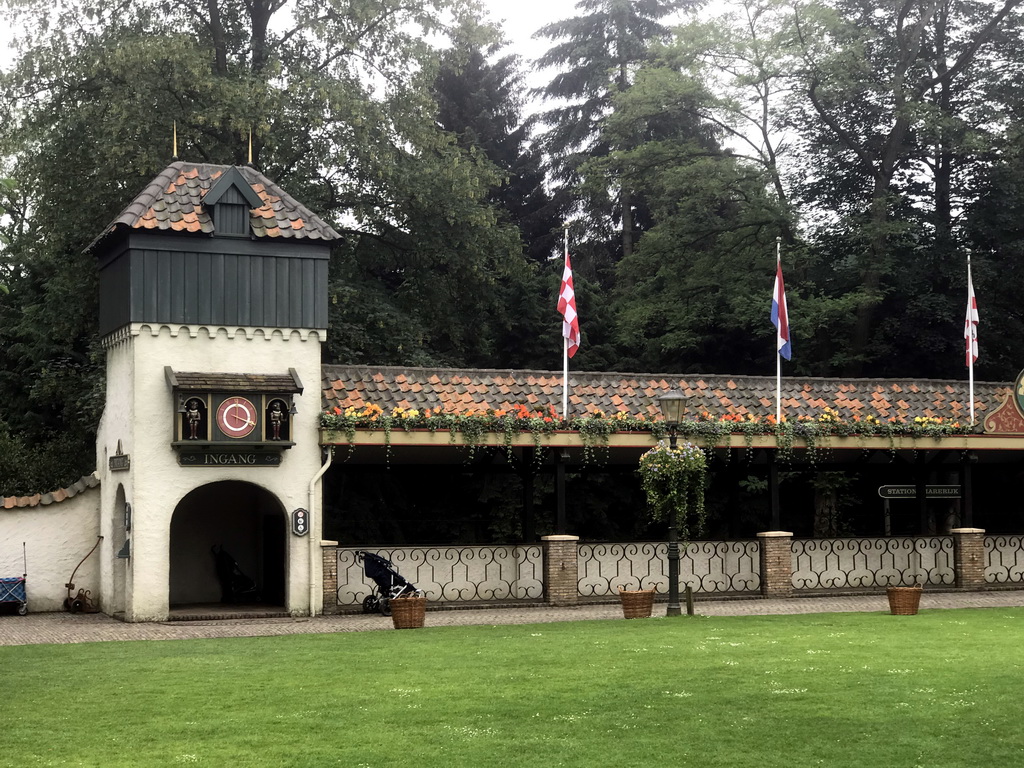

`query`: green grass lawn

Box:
[2,608,1022,767]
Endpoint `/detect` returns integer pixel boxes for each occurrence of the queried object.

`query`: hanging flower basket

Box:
[638,441,708,541]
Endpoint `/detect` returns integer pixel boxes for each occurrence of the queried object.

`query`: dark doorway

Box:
[169,481,286,608]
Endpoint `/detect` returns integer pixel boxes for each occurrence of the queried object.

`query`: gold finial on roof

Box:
[172,121,178,160]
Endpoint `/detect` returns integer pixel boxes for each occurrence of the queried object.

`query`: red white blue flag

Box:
[771,257,791,361]
[965,269,979,367]
[558,247,580,358]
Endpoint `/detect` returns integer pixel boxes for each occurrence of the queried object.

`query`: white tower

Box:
[90,163,339,621]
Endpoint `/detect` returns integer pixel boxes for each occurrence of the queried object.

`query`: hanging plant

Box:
[574,416,615,465]
[638,441,708,542]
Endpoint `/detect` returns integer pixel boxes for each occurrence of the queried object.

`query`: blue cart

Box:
[0,576,27,615]
[2,543,27,616]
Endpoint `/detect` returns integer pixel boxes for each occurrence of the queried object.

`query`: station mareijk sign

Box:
[878,485,961,499]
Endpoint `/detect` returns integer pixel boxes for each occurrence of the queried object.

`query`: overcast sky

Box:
[0,1,696,100]
[483,0,578,57]
[0,2,576,69]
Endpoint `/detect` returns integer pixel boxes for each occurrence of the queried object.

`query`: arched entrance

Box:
[112,484,128,614]
[169,481,286,609]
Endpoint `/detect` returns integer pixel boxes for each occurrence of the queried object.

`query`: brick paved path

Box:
[4,590,1024,647]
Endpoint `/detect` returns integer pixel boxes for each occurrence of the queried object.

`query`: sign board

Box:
[109,454,131,471]
[292,508,309,536]
[109,439,130,471]
[178,451,281,467]
[878,485,960,499]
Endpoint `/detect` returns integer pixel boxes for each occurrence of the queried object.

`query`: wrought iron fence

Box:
[577,540,760,597]
[791,536,954,590]
[336,545,544,606]
[985,535,1024,585]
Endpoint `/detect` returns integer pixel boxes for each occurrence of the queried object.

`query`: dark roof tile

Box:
[89,162,341,250]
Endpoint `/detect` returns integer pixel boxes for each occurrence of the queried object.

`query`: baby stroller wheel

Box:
[362,595,379,614]
[380,598,392,617]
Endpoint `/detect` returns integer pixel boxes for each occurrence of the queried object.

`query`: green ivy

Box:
[319,407,976,466]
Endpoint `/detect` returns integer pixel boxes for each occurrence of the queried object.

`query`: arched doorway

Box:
[112,484,128,614]
[169,481,286,608]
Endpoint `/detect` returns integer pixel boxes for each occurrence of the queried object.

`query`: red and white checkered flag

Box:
[558,247,580,358]
[965,269,979,367]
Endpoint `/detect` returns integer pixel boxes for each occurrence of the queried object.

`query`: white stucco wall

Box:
[0,481,102,613]
[96,323,326,622]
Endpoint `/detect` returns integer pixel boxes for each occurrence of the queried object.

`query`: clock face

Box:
[216,396,258,439]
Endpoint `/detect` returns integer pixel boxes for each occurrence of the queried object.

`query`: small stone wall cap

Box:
[541,534,581,542]
[320,540,339,546]
[950,527,986,534]
[757,531,794,538]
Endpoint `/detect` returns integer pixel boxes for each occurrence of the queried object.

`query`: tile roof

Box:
[89,162,341,249]
[1,473,100,511]
[321,365,1009,423]
[166,368,303,393]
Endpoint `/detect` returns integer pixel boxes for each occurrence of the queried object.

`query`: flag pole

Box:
[562,226,570,421]
[776,237,782,423]
[967,253,976,425]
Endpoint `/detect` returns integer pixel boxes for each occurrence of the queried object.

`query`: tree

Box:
[0,0,527,491]
[669,0,800,240]
[600,59,792,373]
[435,27,564,266]
[429,25,572,369]
[787,0,1024,375]
[534,0,695,263]
[964,121,1024,379]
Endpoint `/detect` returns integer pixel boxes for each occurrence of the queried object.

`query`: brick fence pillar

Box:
[758,531,793,598]
[951,527,986,591]
[321,541,339,615]
[542,534,580,606]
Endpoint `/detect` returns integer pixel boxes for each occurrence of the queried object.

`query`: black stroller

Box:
[356,550,420,616]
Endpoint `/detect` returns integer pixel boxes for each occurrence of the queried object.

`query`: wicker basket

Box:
[618,588,655,619]
[886,585,923,616]
[390,595,427,629]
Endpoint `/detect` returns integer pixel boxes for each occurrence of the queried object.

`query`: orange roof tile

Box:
[319,366,1008,424]
[88,162,341,251]
[2,474,99,511]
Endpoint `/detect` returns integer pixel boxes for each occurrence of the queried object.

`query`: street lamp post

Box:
[657,390,688,617]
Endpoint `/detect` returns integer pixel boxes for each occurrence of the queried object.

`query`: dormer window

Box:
[202,166,265,239]
[211,186,249,236]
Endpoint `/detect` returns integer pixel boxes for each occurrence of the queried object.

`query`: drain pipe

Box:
[307,445,334,617]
